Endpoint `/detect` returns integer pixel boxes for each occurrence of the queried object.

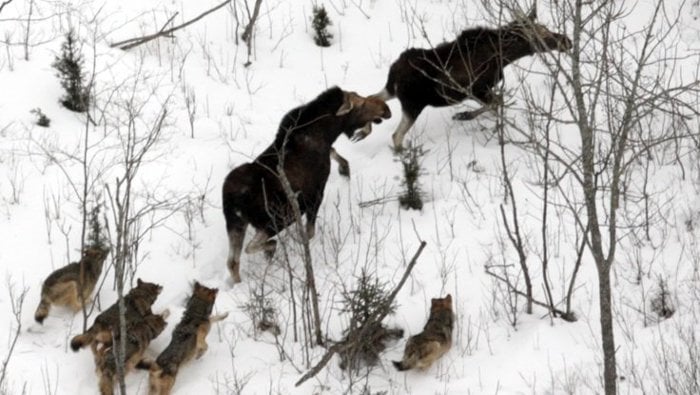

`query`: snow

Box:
[1,0,699,394]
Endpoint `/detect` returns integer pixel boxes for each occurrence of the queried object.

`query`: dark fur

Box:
[142,282,227,395]
[379,11,571,147]
[222,87,390,283]
[34,247,109,324]
[70,279,162,352]
[96,312,168,395]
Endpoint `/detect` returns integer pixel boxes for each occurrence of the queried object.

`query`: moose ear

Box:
[336,98,354,116]
[137,278,143,286]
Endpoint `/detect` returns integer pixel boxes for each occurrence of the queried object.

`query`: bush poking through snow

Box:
[311,5,333,47]
[52,29,89,112]
[241,285,280,337]
[398,142,426,211]
[650,277,675,320]
[86,199,108,252]
[30,108,50,127]
[338,269,403,372]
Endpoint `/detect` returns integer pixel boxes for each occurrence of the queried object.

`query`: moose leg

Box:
[226,219,247,284]
[301,191,324,241]
[391,111,417,151]
[245,230,277,258]
[330,148,350,178]
[453,89,501,121]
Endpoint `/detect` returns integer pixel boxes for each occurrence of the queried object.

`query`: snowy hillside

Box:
[1,0,699,394]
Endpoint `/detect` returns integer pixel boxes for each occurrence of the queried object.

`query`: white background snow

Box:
[1,0,700,394]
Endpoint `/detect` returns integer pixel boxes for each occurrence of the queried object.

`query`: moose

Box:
[222,87,391,283]
[366,6,571,149]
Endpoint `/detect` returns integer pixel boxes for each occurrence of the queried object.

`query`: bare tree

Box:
[0,277,28,394]
[484,1,700,393]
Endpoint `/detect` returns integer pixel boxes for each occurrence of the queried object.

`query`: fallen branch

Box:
[111,0,231,51]
[484,268,577,322]
[295,240,427,387]
[0,0,14,15]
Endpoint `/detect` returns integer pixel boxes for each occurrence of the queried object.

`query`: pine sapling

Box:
[650,276,675,320]
[338,269,403,372]
[398,142,426,210]
[311,5,333,47]
[53,29,89,112]
[86,201,108,252]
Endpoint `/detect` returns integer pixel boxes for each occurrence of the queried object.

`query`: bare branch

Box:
[111,0,231,50]
[295,241,427,387]
[0,0,13,15]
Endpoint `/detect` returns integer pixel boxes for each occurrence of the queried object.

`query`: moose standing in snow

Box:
[222,87,391,283]
[365,5,572,149]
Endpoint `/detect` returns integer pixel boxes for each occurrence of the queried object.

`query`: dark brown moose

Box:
[368,6,571,149]
[222,87,391,283]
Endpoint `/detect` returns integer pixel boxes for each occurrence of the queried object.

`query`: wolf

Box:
[95,310,169,395]
[34,246,110,324]
[392,294,454,371]
[140,281,228,395]
[71,278,162,352]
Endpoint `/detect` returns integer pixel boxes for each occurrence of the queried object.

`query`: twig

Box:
[295,240,427,387]
[111,0,231,50]
[0,0,14,15]
[0,279,28,388]
[484,269,575,321]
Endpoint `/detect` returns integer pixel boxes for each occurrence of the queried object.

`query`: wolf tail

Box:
[392,360,409,371]
[34,297,51,324]
[70,328,95,351]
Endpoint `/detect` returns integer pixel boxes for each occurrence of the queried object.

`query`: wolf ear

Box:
[137,278,143,286]
[527,3,537,20]
[445,294,452,303]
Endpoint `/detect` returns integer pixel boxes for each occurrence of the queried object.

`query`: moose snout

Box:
[558,34,573,51]
[378,104,392,121]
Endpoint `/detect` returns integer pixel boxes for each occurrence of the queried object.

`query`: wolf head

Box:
[430,294,453,313]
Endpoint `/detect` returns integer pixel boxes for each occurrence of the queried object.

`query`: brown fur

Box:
[374,7,572,149]
[222,87,391,283]
[71,278,162,352]
[393,294,454,371]
[34,247,109,324]
[144,282,228,395]
[96,311,168,395]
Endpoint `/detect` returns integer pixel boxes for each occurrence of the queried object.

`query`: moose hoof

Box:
[452,111,477,121]
[338,163,350,178]
[351,125,371,142]
[263,240,277,260]
[229,271,241,284]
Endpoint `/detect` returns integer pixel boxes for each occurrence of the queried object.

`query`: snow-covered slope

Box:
[1,1,699,394]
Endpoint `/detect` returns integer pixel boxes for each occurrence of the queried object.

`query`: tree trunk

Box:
[597,262,617,394]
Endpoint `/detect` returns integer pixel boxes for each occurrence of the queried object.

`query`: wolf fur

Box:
[71,278,162,352]
[34,247,109,324]
[140,281,227,395]
[392,294,454,371]
[95,310,169,395]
